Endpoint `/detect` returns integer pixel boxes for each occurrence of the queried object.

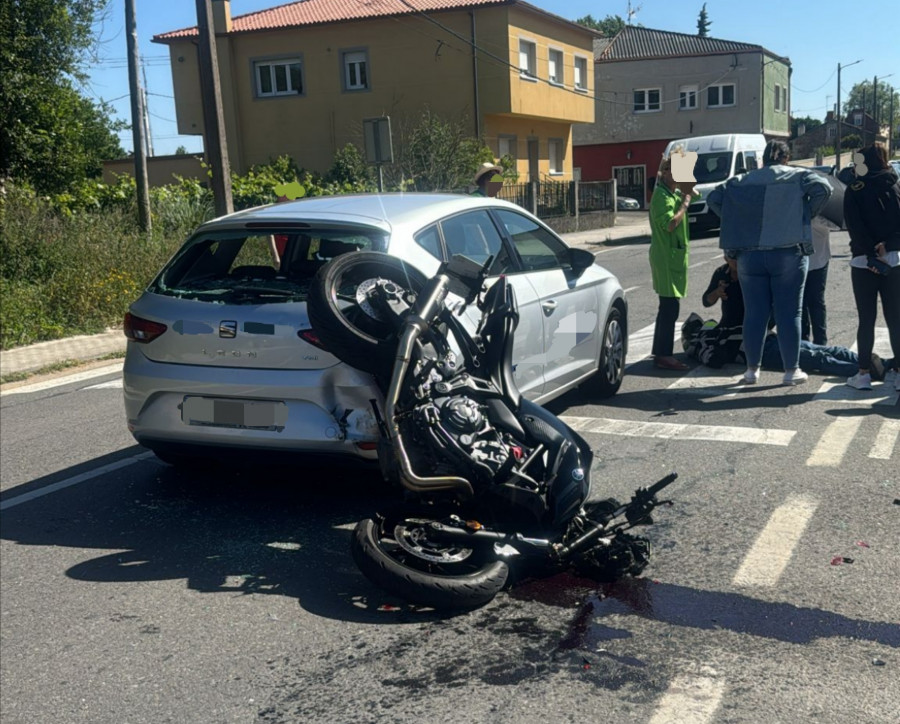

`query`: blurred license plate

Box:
[688,216,697,223]
[182,397,287,430]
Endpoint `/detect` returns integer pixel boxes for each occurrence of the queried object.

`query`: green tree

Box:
[387,108,493,192]
[843,80,900,129]
[697,3,711,37]
[791,115,823,138]
[174,145,188,156]
[0,0,125,193]
[575,14,626,37]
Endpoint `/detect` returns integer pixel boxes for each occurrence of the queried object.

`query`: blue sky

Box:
[84,0,899,155]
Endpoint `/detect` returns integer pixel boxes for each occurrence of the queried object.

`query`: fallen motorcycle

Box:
[308,251,676,609]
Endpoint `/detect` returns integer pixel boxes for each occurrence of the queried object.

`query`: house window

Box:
[679,85,698,110]
[827,126,836,140]
[633,88,661,113]
[255,58,303,97]
[853,113,862,126]
[781,86,788,113]
[574,56,588,91]
[549,138,564,174]
[774,84,781,111]
[342,50,369,91]
[548,48,564,85]
[498,135,517,162]
[707,83,735,108]
[519,39,537,80]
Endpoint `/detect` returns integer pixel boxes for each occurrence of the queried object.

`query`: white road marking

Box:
[806,417,864,466]
[1,362,123,397]
[560,415,795,446]
[666,366,743,398]
[623,285,641,294]
[0,451,157,511]
[688,259,714,269]
[869,420,900,460]
[648,674,725,724]
[627,322,681,366]
[732,495,818,587]
[84,378,124,390]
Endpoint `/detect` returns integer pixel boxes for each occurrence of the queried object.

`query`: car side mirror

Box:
[569,248,595,275]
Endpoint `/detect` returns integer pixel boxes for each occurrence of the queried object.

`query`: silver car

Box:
[123,193,627,465]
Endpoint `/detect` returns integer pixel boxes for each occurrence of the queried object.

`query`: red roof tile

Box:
[154,0,514,41]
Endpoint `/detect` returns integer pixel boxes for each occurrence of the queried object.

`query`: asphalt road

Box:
[1,231,898,724]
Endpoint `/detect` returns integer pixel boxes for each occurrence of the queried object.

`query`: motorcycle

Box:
[307,250,677,609]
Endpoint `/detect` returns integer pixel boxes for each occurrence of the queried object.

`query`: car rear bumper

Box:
[123,345,382,460]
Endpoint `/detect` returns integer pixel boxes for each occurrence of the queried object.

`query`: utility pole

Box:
[873,76,878,128]
[196,0,233,216]
[125,0,151,232]
[889,87,895,156]
[835,59,862,172]
[141,62,154,156]
[862,87,867,147]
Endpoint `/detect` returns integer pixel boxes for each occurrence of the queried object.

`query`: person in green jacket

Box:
[649,149,695,370]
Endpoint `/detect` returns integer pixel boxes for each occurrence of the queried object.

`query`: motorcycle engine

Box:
[417,395,511,479]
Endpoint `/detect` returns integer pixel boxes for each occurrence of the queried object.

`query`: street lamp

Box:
[836,59,862,171]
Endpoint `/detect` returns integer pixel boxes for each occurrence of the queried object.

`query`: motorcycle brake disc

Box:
[393,519,473,564]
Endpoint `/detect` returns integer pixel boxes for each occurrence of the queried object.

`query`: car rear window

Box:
[150,228,387,304]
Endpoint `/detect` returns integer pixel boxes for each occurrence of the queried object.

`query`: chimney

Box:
[825,110,834,122]
[212,0,232,34]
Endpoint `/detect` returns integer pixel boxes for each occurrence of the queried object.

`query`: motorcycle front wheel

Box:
[351,512,509,609]
[307,251,427,376]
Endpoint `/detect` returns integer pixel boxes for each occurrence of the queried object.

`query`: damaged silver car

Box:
[123,194,627,467]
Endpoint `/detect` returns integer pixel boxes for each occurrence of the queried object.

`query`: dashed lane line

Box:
[732,495,818,587]
[869,420,900,460]
[806,417,864,466]
[0,451,157,512]
[559,415,795,446]
[648,674,726,724]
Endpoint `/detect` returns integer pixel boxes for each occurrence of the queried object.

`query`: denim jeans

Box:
[802,263,828,345]
[761,336,868,377]
[851,265,900,371]
[737,247,808,369]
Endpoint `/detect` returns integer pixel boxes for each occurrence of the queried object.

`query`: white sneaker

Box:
[742,367,760,384]
[783,368,808,385]
[846,372,872,390]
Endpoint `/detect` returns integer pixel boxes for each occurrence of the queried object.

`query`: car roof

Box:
[195,193,528,235]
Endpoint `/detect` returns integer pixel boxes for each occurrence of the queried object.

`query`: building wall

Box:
[762,56,790,136]
[160,5,594,177]
[573,138,668,204]
[102,155,206,187]
[483,115,573,180]
[505,6,594,123]
[575,51,771,146]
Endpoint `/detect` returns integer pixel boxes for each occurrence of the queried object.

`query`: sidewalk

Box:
[0,215,651,379]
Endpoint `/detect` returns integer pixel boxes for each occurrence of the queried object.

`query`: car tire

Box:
[582,306,624,398]
[307,252,427,377]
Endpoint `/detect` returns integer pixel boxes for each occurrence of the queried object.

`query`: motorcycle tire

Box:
[582,306,625,398]
[307,252,428,377]
[351,515,509,610]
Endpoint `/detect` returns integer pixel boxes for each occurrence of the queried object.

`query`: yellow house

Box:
[152,0,596,182]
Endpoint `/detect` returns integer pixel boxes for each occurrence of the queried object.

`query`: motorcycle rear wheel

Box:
[307,252,427,376]
[351,513,509,609]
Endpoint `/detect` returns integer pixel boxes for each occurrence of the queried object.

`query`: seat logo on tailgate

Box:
[219,321,237,338]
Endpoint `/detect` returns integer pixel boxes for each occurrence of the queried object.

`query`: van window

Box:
[693,152,733,183]
[744,151,759,171]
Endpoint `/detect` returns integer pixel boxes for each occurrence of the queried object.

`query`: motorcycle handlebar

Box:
[647,472,678,497]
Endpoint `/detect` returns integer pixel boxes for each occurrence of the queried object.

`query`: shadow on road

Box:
[0,454,454,624]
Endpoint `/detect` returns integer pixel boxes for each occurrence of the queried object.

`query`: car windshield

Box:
[150,228,388,304]
[693,152,733,183]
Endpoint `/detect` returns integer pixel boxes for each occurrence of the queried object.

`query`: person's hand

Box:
[716,280,729,300]
[874,242,887,259]
[677,181,696,198]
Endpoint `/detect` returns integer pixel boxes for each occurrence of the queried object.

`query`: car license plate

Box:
[182,397,287,431]
[688,216,697,223]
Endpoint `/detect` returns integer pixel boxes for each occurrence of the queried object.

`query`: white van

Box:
[662,133,767,231]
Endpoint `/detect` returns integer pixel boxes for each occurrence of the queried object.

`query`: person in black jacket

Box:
[843,142,900,391]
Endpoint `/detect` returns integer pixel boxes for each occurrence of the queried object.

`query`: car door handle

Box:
[541,300,557,314]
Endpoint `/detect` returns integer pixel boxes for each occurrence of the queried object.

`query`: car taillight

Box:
[298,329,328,350]
[124,313,167,343]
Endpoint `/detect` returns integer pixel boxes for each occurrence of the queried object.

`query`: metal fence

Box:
[496,179,615,220]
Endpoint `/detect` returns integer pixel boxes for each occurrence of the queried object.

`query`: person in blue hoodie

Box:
[707,141,832,386]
